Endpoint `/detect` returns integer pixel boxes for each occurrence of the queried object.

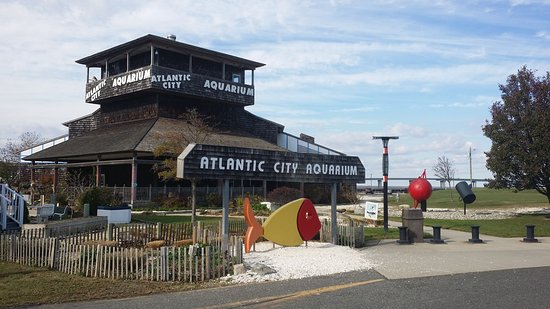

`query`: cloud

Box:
[536,31,550,39]
[509,0,550,6]
[430,95,499,108]
[381,123,427,138]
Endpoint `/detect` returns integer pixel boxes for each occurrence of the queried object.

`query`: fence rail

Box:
[0,223,243,283]
[1,216,362,283]
[107,185,265,205]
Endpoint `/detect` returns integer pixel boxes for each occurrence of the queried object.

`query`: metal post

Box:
[373,136,398,232]
[523,225,538,243]
[222,179,230,251]
[130,154,137,207]
[331,183,338,245]
[469,225,483,243]
[397,226,409,244]
[430,225,445,244]
[469,146,473,185]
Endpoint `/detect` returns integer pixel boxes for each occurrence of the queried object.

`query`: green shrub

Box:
[267,187,302,206]
[78,187,115,216]
[55,192,69,206]
[233,194,270,216]
[251,201,270,215]
[206,192,222,207]
[304,184,330,204]
[158,196,188,209]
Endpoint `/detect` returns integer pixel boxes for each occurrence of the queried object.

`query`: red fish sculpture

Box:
[244,197,321,253]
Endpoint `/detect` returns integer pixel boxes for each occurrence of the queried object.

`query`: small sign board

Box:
[364,202,379,220]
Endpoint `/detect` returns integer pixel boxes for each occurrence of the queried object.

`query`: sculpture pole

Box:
[373,136,399,232]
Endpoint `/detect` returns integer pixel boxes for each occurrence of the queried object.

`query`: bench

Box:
[52,206,69,220]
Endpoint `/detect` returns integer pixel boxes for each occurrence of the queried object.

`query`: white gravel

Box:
[220,241,372,283]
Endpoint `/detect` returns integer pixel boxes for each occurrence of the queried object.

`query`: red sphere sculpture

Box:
[408,170,432,208]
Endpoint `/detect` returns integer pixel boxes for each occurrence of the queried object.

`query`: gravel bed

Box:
[390,207,550,220]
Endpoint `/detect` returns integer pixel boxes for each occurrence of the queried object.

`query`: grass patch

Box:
[0,261,222,307]
[424,214,550,237]
[364,227,432,241]
[393,188,549,209]
[364,227,400,240]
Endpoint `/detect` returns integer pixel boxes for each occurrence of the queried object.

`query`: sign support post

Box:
[222,179,230,251]
[331,182,338,245]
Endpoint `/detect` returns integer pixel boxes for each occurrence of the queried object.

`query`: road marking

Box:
[200,278,386,308]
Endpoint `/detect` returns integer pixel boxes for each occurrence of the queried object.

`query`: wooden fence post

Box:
[107,224,114,241]
[156,222,162,240]
[49,237,59,269]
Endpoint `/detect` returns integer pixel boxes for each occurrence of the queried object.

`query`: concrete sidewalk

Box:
[359,223,550,279]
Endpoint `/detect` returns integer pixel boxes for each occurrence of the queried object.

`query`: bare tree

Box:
[153,108,218,225]
[0,131,43,186]
[61,169,94,210]
[433,156,456,189]
[153,109,217,180]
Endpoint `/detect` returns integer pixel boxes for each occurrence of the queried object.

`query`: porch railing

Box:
[108,185,265,205]
[0,184,25,231]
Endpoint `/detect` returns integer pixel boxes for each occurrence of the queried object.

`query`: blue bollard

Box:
[469,225,483,243]
[430,225,445,244]
[523,224,539,243]
[397,226,410,244]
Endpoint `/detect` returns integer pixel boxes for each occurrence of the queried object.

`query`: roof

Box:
[24,117,285,162]
[76,34,265,70]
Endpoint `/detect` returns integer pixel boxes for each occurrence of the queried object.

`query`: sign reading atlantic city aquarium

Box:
[85,66,255,106]
[177,144,365,183]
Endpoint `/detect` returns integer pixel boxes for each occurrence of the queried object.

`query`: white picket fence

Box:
[0,227,243,282]
[320,218,365,248]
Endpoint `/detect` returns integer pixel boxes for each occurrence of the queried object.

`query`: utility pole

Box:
[373,136,399,232]
[469,146,474,186]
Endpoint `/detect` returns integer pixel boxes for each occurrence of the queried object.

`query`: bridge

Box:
[359,177,490,193]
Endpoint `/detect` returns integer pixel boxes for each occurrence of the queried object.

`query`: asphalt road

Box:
[32,227,550,309]
[33,266,550,309]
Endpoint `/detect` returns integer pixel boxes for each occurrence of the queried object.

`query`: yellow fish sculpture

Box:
[244,197,321,253]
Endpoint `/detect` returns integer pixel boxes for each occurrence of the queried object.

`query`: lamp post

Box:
[373,136,399,232]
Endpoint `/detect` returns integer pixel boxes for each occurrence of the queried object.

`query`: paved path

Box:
[31,225,550,308]
[359,222,550,279]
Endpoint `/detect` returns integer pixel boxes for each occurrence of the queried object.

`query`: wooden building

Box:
[25,34,364,206]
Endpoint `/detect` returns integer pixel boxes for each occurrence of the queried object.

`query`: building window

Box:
[232,74,241,83]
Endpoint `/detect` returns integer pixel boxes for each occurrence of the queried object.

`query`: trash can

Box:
[402,208,424,243]
[83,203,90,217]
[455,181,476,204]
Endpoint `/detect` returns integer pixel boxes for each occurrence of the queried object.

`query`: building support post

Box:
[51,161,59,205]
[30,161,35,204]
[331,182,338,245]
[131,154,137,207]
[95,155,101,187]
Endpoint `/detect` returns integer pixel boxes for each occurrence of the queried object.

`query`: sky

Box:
[1,0,550,185]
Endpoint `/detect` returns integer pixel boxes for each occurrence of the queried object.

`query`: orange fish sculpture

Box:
[244,197,321,253]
